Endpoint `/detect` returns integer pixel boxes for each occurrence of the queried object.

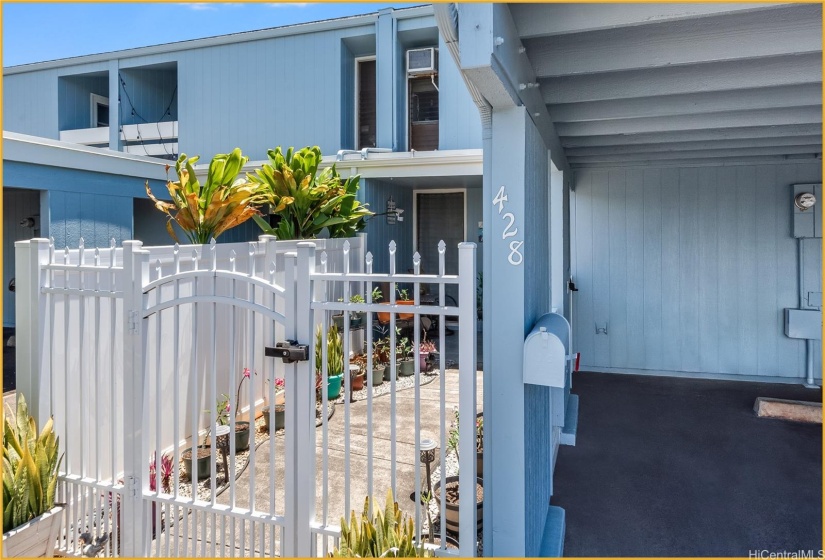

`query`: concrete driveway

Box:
[552,372,822,556]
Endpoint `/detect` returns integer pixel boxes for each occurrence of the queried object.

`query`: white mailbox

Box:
[523,313,570,388]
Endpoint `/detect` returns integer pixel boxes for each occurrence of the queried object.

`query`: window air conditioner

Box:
[407,48,438,75]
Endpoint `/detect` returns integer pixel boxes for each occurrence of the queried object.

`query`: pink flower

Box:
[225,402,231,412]
[242,367,251,379]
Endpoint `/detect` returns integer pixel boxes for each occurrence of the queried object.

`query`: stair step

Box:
[538,506,566,557]
[560,393,579,446]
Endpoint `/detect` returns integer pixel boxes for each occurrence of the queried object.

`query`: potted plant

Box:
[448,409,484,478]
[350,363,365,392]
[350,294,366,328]
[2,393,65,558]
[262,378,286,432]
[396,327,414,377]
[437,475,483,535]
[419,338,438,372]
[316,324,344,399]
[376,287,415,323]
[331,490,431,558]
[225,367,256,452]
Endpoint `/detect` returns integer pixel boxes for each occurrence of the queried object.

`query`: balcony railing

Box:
[58,121,178,158]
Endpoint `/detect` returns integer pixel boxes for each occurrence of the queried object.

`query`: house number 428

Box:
[492,186,524,266]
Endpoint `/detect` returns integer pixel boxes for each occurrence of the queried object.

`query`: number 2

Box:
[502,213,517,239]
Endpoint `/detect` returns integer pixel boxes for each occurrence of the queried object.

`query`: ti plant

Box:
[2,393,63,531]
[331,490,432,558]
[146,148,267,244]
[395,327,413,361]
[249,146,373,240]
[315,323,344,376]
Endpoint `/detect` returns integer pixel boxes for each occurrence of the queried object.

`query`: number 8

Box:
[508,240,524,265]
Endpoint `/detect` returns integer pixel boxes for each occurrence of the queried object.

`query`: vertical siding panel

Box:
[608,169,628,367]
[574,171,596,368]
[679,168,700,372]
[642,168,663,370]
[716,167,739,374]
[774,163,799,375]
[3,189,41,325]
[736,166,759,375]
[660,167,681,371]
[756,165,779,376]
[624,168,645,369]
[697,166,719,373]
[590,170,611,367]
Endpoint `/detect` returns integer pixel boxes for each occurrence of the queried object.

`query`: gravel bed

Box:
[337,368,440,403]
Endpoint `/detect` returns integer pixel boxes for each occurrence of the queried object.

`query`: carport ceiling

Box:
[510,3,823,168]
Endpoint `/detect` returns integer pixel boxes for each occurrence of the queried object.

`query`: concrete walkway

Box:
[203,368,483,554]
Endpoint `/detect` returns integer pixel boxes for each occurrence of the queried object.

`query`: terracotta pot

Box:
[376,300,414,323]
[351,372,365,391]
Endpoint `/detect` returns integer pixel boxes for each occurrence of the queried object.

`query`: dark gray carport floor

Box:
[552,372,822,557]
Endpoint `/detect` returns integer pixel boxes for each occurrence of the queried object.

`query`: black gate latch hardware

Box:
[265,340,309,363]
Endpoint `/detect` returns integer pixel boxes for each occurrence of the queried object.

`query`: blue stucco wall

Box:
[572,162,822,379]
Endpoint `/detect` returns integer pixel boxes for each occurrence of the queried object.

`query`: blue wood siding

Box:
[119,66,177,126]
[46,190,132,250]
[4,70,60,138]
[58,73,108,131]
[437,34,482,150]
[359,179,414,273]
[3,189,41,326]
[522,113,551,557]
[572,162,822,379]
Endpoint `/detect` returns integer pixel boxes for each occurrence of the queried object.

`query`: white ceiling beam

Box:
[571,155,820,169]
[560,124,823,148]
[566,136,823,157]
[549,84,822,123]
[511,3,787,39]
[568,144,822,165]
[556,106,822,137]
[541,53,822,104]
[526,4,821,77]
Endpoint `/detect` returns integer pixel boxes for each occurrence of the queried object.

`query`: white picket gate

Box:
[14,234,478,558]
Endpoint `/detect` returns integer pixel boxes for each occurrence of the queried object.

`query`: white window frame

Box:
[354,55,376,150]
[412,188,467,254]
[90,93,109,128]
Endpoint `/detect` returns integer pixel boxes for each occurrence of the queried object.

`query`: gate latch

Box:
[265,340,309,363]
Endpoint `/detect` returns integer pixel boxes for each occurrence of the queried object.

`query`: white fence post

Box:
[121,241,148,557]
[14,238,51,426]
[297,242,317,556]
[457,242,478,557]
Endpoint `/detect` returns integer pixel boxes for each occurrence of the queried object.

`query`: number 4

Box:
[493,186,508,214]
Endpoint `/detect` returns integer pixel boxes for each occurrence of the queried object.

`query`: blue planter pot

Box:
[327,373,343,399]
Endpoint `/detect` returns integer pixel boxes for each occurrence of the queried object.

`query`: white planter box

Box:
[2,505,64,558]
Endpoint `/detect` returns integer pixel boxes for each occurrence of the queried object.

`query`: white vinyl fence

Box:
[15,233,478,557]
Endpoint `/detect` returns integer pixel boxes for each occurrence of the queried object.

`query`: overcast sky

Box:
[3,2,417,67]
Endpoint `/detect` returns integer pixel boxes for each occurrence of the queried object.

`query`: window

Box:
[408,76,438,151]
[356,58,376,149]
[90,93,109,128]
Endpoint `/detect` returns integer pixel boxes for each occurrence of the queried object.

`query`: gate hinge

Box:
[126,476,140,498]
[127,311,139,333]
[265,340,309,363]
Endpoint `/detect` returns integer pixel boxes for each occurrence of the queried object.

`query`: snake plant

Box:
[331,490,431,557]
[2,393,63,531]
[146,148,267,244]
[316,323,344,376]
[249,146,373,240]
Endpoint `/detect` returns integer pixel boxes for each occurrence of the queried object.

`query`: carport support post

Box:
[485,106,529,556]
